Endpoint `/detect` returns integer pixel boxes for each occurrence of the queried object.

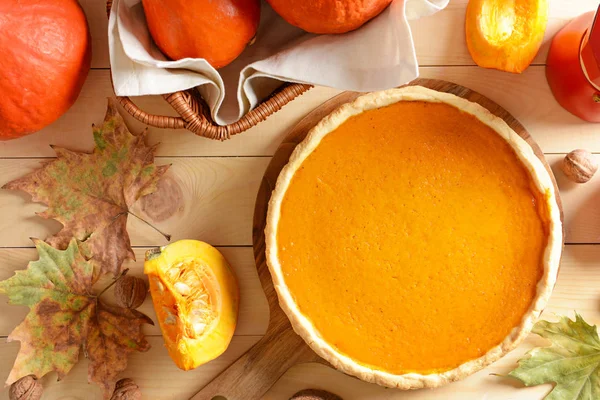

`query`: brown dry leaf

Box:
[2,99,169,278]
[0,239,152,398]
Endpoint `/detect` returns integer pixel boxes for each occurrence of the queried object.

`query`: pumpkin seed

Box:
[174,282,191,296]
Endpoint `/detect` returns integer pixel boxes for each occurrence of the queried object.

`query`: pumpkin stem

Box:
[145,247,163,261]
[96,268,129,298]
[127,210,172,241]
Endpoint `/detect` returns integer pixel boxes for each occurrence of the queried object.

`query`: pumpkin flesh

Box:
[144,240,239,370]
[465,0,548,73]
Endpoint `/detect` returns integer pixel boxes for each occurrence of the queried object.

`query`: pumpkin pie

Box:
[265,86,562,389]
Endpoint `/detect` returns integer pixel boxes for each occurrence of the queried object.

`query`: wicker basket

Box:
[106,0,312,140]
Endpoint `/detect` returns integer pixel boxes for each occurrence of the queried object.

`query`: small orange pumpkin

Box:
[465,0,548,74]
[0,0,91,140]
[266,0,393,34]
[141,0,260,69]
[144,240,239,370]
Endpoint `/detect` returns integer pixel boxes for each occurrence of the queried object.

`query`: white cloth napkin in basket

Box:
[108,0,448,125]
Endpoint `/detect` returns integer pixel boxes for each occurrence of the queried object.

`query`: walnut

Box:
[9,375,43,400]
[115,275,147,309]
[562,149,598,183]
[110,378,142,400]
[289,389,343,400]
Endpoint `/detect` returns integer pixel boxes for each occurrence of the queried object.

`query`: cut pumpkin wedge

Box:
[144,240,239,371]
[465,0,548,73]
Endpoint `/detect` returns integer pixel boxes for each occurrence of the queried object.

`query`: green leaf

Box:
[2,99,169,278]
[0,239,152,398]
[508,313,600,399]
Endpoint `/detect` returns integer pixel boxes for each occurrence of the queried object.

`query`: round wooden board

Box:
[192,78,562,400]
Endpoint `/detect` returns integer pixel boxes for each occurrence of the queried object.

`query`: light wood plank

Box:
[0,336,261,400]
[548,154,600,244]
[0,157,269,247]
[81,0,109,69]
[0,153,599,247]
[87,0,599,69]
[0,247,268,337]
[1,67,598,158]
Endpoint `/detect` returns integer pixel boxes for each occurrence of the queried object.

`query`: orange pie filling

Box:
[276,101,550,375]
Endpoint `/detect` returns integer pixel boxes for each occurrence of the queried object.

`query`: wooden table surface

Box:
[2,1,600,399]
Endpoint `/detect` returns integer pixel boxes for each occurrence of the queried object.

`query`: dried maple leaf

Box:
[3,99,170,278]
[507,313,600,399]
[0,239,152,398]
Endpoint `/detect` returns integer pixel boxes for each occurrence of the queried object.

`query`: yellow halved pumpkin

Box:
[465,0,548,73]
[144,240,239,370]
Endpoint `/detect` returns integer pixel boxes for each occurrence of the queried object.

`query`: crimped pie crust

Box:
[265,86,563,389]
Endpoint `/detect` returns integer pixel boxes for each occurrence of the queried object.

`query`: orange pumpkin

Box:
[266,0,393,34]
[465,0,548,74]
[142,0,260,69]
[0,0,91,140]
[144,240,239,371]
